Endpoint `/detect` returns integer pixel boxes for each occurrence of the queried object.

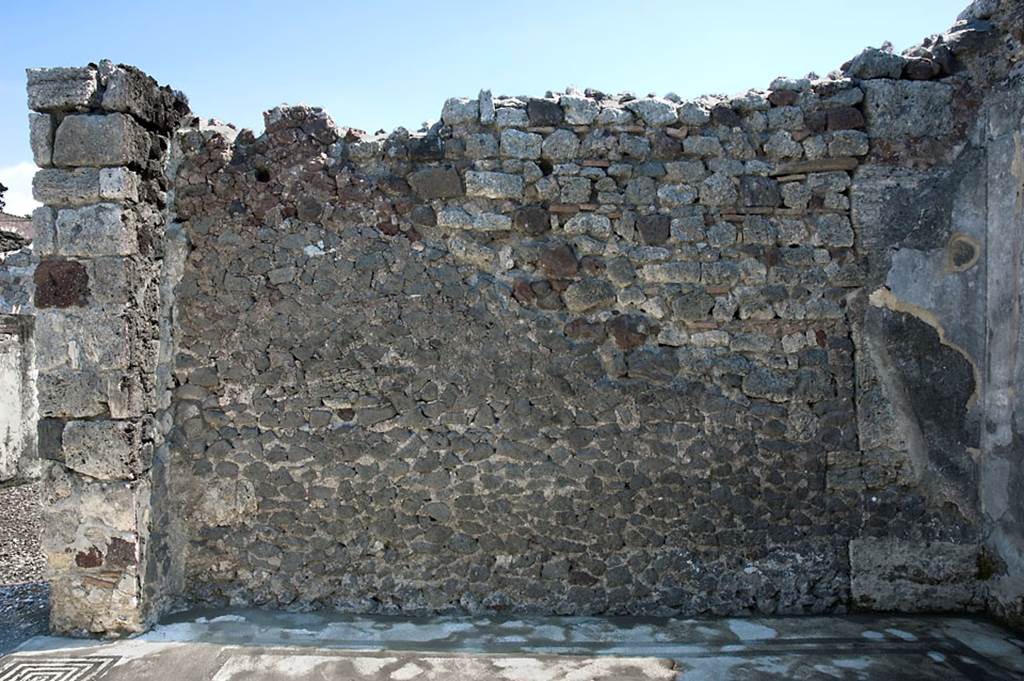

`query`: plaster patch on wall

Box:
[868,286,981,408]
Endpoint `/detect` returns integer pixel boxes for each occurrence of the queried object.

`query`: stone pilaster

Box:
[27,62,188,636]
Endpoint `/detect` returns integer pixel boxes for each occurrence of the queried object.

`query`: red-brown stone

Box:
[606,314,650,351]
[827,107,866,131]
[34,258,89,308]
[538,244,578,279]
[904,58,941,81]
[75,546,103,568]
[804,110,828,133]
[564,318,607,343]
[105,537,137,569]
[512,278,536,304]
[768,90,800,107]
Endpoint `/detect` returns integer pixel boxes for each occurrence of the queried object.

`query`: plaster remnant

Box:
[868,286,981,408]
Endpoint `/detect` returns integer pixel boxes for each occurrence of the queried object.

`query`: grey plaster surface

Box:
[3,610,1023,679]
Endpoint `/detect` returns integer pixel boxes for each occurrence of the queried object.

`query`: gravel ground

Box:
[0,482,48,653]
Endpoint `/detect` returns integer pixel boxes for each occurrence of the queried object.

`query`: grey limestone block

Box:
[26,66,98,112]
[52,113,150,168]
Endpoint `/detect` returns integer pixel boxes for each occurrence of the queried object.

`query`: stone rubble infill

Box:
[157,3,1023,625]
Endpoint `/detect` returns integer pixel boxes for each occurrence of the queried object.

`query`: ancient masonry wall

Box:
[24,63,189,634]
[14,0,1024,635]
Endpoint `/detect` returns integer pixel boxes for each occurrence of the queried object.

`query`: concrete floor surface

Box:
[2,609,1023,680]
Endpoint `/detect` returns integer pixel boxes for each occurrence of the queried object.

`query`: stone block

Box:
[55,204,136,256]
[37,418,65,463]
[683,136,724,158]
[513,206,550,235]
[437,208,511,232]
[407,167,462,199]
[39,463,143,549]
[640,261,700,284]
[86,256,148,307]
[844,47,907,79]
[559,176,591,203]
[187,476,257,527]
[527,98,564,126]
[40,463,148,635]
[36,366,145,420]
[464,171,524,199]
[742,367,796,402]
[33,168,101,206]
[500,129,542,159]
[0,256,36,313]
[463,133,497,159]
[26,66,98,112]
[62,419,144,480]
[862,80,953,140]
[560,95,599,125]
[625,98,678,127]
[814,214,855,247]
[34,258,89,307]
[34,307,129,373]
[541,129,580,161]
[829,131,869,157]
[477,89,494,124]
[99,167,140,201]
[496,107,528,128]
[563,278,615,313]
[29,112,54,167]
[849,538,984,612]
[408,135,445,161]
[100,63,188,130]
[563,213,611,237]
[537,244,578,278]
[31,207,56,256]
[827,107,866,131]
[637,214,671,245]
[656,184,697,208]
[52,114,149,168]
[441,97,477,126]
[740,176,782,207]
[36,368,106,418]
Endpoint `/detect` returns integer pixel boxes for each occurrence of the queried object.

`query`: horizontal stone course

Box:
[52,113,149,168]
[26,66,98,112]
[62,419,144,480]
[53,203,136,256]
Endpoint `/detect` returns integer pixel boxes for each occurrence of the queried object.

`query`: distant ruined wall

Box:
[0,224,37,487]
[15,0,1024,636]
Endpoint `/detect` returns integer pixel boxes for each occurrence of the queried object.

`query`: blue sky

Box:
[1,0,967,215]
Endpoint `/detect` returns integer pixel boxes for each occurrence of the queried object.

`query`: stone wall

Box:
[24,62,189,635]
[16,0,1024,635]
[847,0,1024,628]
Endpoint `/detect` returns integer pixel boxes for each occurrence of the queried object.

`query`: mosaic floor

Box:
[2,610,1022,679]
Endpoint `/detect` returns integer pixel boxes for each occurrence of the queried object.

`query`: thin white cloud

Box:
[0,162,40,218]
